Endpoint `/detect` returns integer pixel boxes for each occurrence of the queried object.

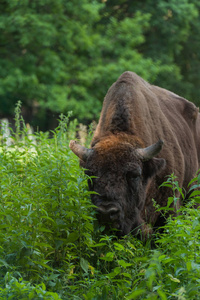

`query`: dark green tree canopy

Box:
[0,0,200,129]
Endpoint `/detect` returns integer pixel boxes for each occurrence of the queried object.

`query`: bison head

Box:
[69,137,165,238]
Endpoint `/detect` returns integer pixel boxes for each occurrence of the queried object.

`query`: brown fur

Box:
[82,71,200,238]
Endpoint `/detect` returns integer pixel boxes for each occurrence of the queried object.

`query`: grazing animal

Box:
[69,71,200,239]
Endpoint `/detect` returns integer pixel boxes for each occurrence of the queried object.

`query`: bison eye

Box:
[126,171,141,180]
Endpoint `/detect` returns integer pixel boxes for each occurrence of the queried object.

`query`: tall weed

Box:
[0,107,200,299]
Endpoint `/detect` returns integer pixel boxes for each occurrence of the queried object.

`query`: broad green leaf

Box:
[37,227,53,233]
[126,289,146,299]
[157,289,167,300]
[66,232,79,243]
[118,260,132,268]
[100,252,114,261]
[121,272,132,278]
[189,190,200,198]
[167,197,174,208]
[80,258,89,273]
[168,274,180,283]
[91,242,106,247]
[114,242,125,251]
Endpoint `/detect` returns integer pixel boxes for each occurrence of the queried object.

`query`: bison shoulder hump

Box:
[183,99,199,123]
[117,71,147,87]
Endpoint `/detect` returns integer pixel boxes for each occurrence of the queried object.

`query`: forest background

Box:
[1,0,200,131]
[1,1,200,299]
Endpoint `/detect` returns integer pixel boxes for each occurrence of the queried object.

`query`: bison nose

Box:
[96,206,120,222]
[109,208,120,221]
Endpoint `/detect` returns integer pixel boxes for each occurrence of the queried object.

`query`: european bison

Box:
[69,71,200,238]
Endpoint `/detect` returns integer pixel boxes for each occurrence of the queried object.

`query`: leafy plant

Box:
[0,272,61,300]
[0,110,200,299]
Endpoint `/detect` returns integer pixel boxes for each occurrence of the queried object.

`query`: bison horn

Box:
[69,140,92,161]
[136,139,164,161]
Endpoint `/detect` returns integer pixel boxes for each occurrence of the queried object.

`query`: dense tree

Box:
[0,0,103,127]
[0,0,200,129]
[102,0,200,102]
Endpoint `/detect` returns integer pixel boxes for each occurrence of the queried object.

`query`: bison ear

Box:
[143,158,166,179]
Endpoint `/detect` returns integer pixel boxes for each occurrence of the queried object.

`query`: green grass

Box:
[0,104,200,299]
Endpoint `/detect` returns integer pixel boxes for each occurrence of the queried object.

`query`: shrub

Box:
[0,105,200,299]
[0,272,61,299]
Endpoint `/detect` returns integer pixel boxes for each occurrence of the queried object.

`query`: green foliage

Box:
[0,110,96,298]
[0,0,104,125]
[0,111,200,298]
[103,0,200,103]
[154,174,200,299]
[0,273,61,299]
[2,0,200,128]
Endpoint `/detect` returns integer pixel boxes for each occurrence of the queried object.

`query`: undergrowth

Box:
[0,102,200,299]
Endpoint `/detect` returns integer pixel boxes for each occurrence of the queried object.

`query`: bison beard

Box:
[69,71,200,239]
